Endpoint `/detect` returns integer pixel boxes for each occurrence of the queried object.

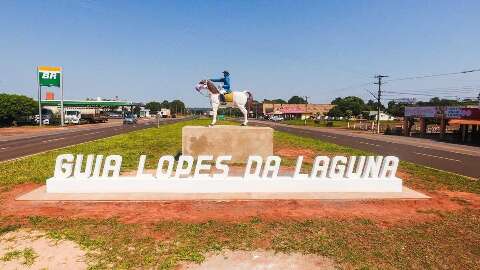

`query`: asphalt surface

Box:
[0,118,188,162]
[249,120,480,179]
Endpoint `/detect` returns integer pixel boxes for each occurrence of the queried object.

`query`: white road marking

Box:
[84,131,104,136]
[414,152,461,162]
[412,144,479,157]
[358,141,381,147]
[0,147,7,150]
[42,137,65,143]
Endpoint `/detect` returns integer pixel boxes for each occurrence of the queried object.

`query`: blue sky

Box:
[1,0,479,107]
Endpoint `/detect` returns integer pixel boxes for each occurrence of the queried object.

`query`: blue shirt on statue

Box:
[210,75,231,92]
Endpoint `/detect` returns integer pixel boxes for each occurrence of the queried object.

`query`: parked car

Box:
[34,115,51,125]
[123,114,137,124]
[271,115,284,122]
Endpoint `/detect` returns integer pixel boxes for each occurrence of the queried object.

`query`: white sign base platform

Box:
[17,185,430,201]
[45,176,403,194]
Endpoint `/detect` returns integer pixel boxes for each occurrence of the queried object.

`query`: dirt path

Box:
[179,250,337,270]
[0,229,86,270]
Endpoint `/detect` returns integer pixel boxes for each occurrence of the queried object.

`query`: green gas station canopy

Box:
[40,100,133,107]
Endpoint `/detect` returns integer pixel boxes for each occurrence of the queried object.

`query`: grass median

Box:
[1,119,479,269]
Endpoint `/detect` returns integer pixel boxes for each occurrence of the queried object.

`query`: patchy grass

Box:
[274,131,369,156]
[399,162,480,193]
[0,224,20,235]
[1,247,38,266]
[283,119,403,129]
[0,211,477,269]
[283,119,349,128]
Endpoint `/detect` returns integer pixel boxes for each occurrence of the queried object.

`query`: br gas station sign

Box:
[37,66,64,126]
[38,66,61,87]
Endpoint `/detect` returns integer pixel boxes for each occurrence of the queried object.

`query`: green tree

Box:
[0,93,38,126]
[145,101,161,114]
[386,101,407,117]
[365,99,385,111]
[345,109,353,119]
[417,97,460,107]
[328,96,367,117]
[288,96,307,104]
[169,100,186,114]
[263,99,287,104]
[160,100,170,108]
[272,99,287,104]
[326,106,344,118]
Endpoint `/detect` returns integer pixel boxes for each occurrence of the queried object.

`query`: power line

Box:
[384,84,480,93]
[334,68,480,98]
[385,68,480,83]
[383,91,457,97]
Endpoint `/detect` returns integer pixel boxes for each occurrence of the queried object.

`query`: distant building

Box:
[40,100,134,119]
[139,108,150,118]
[262,103,335,119]
[368,111,395,121]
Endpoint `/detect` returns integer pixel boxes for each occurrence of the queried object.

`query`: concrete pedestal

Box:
[182,125,273,163]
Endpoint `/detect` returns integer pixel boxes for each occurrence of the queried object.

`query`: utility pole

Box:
[478,92,480,108]
[374,75,388,134]
[304,96,309,126]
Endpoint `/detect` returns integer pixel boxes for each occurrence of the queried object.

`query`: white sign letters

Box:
[47,154,402,193]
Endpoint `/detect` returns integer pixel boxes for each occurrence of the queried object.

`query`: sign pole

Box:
[37,66,42,127]
[60,68,64,127]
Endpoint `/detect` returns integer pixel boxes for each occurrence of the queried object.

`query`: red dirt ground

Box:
[276,148,316,160]
[2,183,480,227]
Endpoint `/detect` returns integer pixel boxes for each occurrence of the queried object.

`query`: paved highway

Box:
[249,120,480,179]
[0,118,188,162]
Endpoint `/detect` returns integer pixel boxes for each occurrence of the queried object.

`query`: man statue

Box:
[210,70,231,104]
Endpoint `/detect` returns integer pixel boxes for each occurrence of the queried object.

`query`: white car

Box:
[271,116,284,122]
[34,115,51,125]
